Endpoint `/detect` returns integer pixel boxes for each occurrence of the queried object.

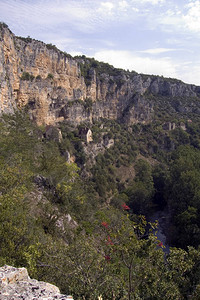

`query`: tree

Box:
[125,159,154,214]
[166,146,200,247]
[0,160,41,274]
[37,208,192,299]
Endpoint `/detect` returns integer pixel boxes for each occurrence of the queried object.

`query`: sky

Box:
[0,0,200,85]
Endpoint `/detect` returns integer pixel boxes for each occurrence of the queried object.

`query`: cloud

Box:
[183,0,200,32]
[70,51,83,57]
[177,60,200,85]
[93,50,178,78]
[155,1,200,35]
[156,12,184,32]
[118,0,129,10]
[93,49,200,85]
[47,2,91,22]
[131,0,165,5]
[0,0,199,86]
[100,1,115,10]
[47,37,81,52]
[0,0,169,38]
[98,2,115,15]
[132,7,140,12]
[0,0,105,35]
[165,38,183,46]
[139,48,176,55]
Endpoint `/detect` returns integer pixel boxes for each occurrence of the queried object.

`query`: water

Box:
[148,209,170,253]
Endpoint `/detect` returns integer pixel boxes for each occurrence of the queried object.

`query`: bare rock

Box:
[0,265,73,300]
[0,24,200,127]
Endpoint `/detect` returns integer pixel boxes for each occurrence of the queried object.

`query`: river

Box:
[148,209,170,253]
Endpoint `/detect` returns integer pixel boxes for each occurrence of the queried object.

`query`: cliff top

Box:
[0,22,194,87]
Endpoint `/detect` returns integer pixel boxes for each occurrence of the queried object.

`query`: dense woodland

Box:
[1,104,200,299]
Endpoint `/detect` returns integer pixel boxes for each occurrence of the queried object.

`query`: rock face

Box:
[0,265,73,300]
[0,23,200,126]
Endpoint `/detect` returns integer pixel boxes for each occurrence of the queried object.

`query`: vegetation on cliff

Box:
[1,109,200,299]
[1,23,200,299]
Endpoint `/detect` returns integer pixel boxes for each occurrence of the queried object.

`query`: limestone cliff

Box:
[1,23,200,126]
[0,265,73,299]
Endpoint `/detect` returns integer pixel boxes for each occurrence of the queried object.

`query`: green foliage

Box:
[36,208,200,299]
[46,43,59,51]
[91,120,138,197]
[83,97,93,112]
[47,73,54,79]
[171,128,190,145]
[0,22,9,29]
[16,35,33,43]
[124,159,155,214]
[1,109,200,299]
[0,111,41,170]
[0,189,39,268]
[77,56,127,88]
[166,145,200,247]
[0,155,41,273]
[36,75,41,80]
[46,44,72,59]
[116,78,125,88]
[152,164,168,209]
[21,72,35,81]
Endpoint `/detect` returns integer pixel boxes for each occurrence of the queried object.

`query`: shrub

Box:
[17,36,33,43]
[0,22,8,29]
[46,43,58,51]
[21,72,34,81]
[84,98,93,112]
[47,73,54,80]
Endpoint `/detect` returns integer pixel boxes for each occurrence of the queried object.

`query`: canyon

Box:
[1,22,200,127]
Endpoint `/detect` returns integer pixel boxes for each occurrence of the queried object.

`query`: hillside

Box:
[1,23,200,299]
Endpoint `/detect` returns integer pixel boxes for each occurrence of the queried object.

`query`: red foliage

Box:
[106,236,114,245]
[101,221,109,228]
[122,203,130,210]
[158,242,163,247]
[105,255,111,261]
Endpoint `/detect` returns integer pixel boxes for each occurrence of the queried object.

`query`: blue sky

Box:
[0,0,200,85]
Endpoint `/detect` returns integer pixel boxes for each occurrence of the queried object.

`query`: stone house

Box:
[79,128,93,143]
[162,122,176,131]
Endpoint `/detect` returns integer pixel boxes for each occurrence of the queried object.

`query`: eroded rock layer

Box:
[0,23,200,126]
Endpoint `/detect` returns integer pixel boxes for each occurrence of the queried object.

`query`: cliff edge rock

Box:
[0,265,73,300]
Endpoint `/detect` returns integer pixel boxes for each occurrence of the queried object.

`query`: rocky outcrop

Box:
[0,23,200,126]
[83,136,115,168]
[149,76,197,97]
[0,265,73,299]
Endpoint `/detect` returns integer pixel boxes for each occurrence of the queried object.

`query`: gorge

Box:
[1,22,200,299]
[1,22,200,128]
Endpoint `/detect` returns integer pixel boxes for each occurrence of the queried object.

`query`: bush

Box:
[46,43,58,51]
[21,72,34,81]
[47,73,54,80]
[0,22,8,29]
[36,75,42,80]
[84,98,93,112]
